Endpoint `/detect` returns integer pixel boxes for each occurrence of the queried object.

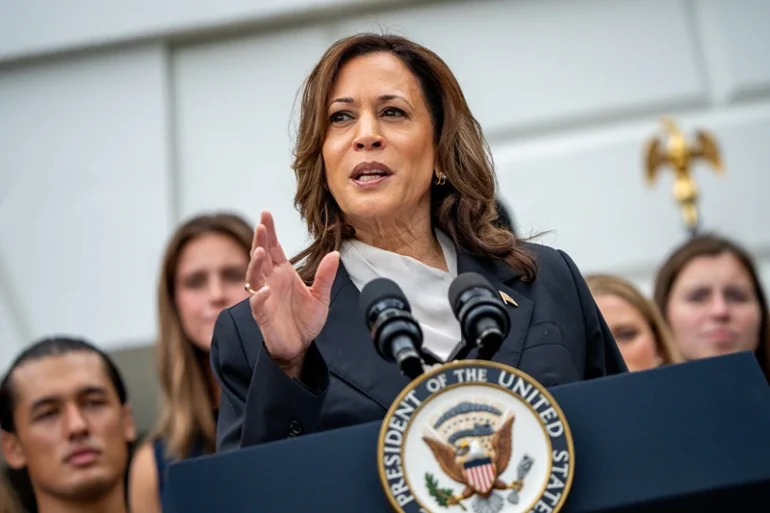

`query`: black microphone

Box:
[360,277,425,380]
[448,272,511,360]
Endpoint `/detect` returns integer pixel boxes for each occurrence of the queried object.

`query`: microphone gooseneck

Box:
[448,272,511,360]
[360,277,424,380]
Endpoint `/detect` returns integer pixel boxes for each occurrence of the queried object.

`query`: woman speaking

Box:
[211,33,626,451]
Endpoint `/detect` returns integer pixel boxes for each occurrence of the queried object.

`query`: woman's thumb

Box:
[311,251,340,303]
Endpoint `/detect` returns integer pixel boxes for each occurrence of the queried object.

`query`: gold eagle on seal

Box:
[423,414,522,505]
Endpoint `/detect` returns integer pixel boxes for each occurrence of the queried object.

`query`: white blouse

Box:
[339,230,463,364]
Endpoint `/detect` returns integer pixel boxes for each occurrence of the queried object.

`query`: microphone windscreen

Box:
[359,277,410,316]
[448,272,496,314]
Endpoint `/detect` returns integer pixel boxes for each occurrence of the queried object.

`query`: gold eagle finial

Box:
[643,116,724,235]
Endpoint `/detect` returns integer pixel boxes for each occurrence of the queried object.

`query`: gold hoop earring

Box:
[434,173,446,186]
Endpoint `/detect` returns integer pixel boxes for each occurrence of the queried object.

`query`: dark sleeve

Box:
[210,307,330,452]
[557,250,628,378]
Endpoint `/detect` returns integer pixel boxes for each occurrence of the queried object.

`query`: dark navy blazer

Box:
[210,242,627,452]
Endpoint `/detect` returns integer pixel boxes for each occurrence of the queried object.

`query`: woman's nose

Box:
[353,113,385,150]
[208,279,227,305]
[708,294,730,319]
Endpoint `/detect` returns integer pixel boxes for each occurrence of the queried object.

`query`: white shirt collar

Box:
[340,229,463,364]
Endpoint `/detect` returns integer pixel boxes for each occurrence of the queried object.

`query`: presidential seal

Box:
[378,360,574,513]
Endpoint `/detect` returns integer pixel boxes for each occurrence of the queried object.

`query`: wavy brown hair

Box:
[289,33,536,283]
[153,212,253,460]
[586,274,683,366]
[653,234,769,380]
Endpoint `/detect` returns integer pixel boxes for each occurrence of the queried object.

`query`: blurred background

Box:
[1,0,768,434]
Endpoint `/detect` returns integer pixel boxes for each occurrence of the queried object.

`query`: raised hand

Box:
[245,211,340,378]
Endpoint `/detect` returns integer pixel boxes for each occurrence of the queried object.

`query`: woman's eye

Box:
[382,107,405,117]
[329,111,351,123]
[686,288,710,302]
[614,329,638,342]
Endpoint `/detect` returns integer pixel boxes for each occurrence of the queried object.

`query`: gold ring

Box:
[244,282,257,294]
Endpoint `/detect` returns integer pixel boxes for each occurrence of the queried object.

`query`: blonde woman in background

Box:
[587,274,682,371]
[128,213,254,513]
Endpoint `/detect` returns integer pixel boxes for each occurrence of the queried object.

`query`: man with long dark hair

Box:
[1,337,136,513]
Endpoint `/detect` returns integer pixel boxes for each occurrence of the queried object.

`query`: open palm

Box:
[246,211,340,371]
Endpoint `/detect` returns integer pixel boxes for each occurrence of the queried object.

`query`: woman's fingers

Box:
[255,223,269,250]
[250,284,271,310]
[249,212,291,294]
[261,211,288,264]
[261,211,279,248]
[252,225,273,274]
[257,247,274,280]
[245,246,267,292]
[249,221,260,257]
[250,214,285,290]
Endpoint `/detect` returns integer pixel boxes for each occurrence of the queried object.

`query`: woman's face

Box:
[594,294,661,371]
[174,232,250,351]
[666,251,762,361]
[322,51,437,232]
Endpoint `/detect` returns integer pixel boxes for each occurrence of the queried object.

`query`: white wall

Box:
[0,0,400,62]
[1,0,769,379]
[0,44,174,360]
[172,25,336,255]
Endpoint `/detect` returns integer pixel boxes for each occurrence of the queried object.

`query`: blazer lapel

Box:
[313,247,535,411]
[314,265,412,410]
[455,248,534,368]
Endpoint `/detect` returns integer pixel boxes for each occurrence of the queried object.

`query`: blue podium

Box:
[163,352,770,512]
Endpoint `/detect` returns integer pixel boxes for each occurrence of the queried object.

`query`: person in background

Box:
[654,233,769,380]
[0,337,136,513]
[128,212,254,512]
[0,471,22,513]
[587,274,682,371]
